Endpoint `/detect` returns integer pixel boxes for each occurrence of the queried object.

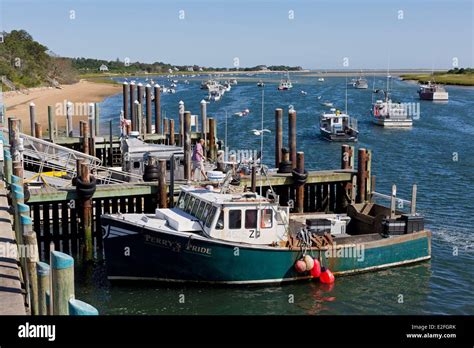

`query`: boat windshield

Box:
[176,192,219,228]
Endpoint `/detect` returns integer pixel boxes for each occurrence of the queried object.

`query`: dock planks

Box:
[0,182,26,315]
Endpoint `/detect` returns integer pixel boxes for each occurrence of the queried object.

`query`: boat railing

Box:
[370,184,418,216]
[349,118,358,131]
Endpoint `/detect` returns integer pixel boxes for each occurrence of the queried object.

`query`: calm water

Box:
[76,73,474,315]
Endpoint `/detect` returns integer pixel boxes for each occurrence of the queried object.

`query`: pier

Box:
[0,182,26,315]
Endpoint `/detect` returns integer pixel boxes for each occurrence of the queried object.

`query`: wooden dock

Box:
[0,182,26,315]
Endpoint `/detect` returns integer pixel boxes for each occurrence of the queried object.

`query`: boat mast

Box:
[345,74,348,114]
[260,86,264,195]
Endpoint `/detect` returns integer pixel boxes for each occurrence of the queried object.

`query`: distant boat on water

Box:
[417,81,448,101]
[278,72,293,90]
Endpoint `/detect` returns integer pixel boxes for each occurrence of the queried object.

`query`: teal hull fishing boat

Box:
[102,186,431,284]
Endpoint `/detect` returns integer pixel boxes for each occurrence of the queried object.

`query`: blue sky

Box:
[1,0,472,69]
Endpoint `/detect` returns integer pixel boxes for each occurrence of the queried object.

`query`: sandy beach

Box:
[3,80,121,134]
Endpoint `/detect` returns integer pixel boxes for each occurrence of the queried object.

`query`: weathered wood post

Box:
[184,111,192,182]
[88,103,95,139]
[109,120,113,166]
[158,159,167,208]
[36,261,50,315]
[130,82,136,129]
[68,299,99,315]
[4,150,12,184]
[80,163,93,261]
[29,102,36,136]
[251,165,257,192]
[21,213,39,315]
[296,152,305,213]
[390,184,397,219]
[145,84,152,134]
[137,83,144,134]
[366,149,372,198]
[81,121,89,155]
[94,103,100,137]
[154,84,161,134]
[411,184,417,215]
[351,175,357,204]
[200,99,207,146]
[357,148,368,203]
[178,101,185,146]
[122,82,129,120]
[48,105,55,142]
[169,119,175,145]
[66,101,73,137]
[34,122,42,151]
[51,251,74,315]
[288,109,297,169]
[208,118,216,161]
[163,118,169,141]
[337,144,353,211]
[275,108,283,168]
[9,118,23,181]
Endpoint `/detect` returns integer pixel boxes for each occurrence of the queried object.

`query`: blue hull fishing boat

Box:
[102,186,430,284]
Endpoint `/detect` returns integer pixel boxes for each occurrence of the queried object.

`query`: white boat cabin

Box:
[158,186,289,245]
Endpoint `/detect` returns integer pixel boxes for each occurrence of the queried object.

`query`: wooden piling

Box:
[130,82,136,127]
[163,118,169,139]
[357,148,368,203]
[80,163,93,261]
[145,84,152,134]
[184,111,192,182]
[411,184,417,215]
[109,120,113,166]
[208,118,216,161]
[179,101,184,146]
[169,119,175,145]
[48,105,55,142]
[81,122,89,155]
[275,108,283,168]
[66,101,73,137]
[36,261,50,315]
[158,159,167,208]
[200,99,207,145]
[137,83,144,133]
[88,103,95,139]
[34,122,42,140]
[251,165,257,192]
[288,109,297,169]
[51,251,74,315]
[154,85,161,134]
[122,82,129,119]
[29,102,36,136]
[296,152,305,213]
[94,103,100,136]
[21,215,39,315]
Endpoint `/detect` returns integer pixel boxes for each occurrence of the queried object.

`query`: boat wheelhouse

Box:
[319,109,358,142]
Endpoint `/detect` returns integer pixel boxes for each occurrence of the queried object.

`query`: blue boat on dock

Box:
[102,186,431,284]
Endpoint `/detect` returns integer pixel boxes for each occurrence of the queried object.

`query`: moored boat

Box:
[319,108,358,142]
[371,90,413,128]
[103,184,430,284]
[417,81,448,101]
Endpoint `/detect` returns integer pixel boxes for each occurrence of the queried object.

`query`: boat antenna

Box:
[371,72,376,105]
[345,74,348,114]
[225,109,228,151]
[260,86,265,195]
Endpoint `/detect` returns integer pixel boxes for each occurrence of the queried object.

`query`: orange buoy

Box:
[310,258,321,278]
[320,266,335,284]
[303,255,314,271]
[295,259,307,273]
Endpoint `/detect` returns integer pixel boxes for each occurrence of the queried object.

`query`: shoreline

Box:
[2,80,121,134]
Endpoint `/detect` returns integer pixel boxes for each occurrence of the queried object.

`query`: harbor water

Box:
[76,74,474,314]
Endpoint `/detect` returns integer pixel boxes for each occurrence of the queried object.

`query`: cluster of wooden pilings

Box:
[1,123,98,315]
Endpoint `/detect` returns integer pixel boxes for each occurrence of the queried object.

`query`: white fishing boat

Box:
[319,109,358,142]
[371,90,412,127]
[257,80,265,87]
[321,101,333,107]
[234,109,250,117]
[230,79,238,85]
[278,72,293,90]
[318,77,325,82]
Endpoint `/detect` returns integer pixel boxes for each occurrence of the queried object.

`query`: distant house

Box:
[173,67,179,71]
[187,67,194,72]
[99,64,109,72]
[198,67,203,72]
[168,69,173,74]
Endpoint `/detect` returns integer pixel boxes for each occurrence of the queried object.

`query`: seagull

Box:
[317,95,322,100]
[252,129,271,136]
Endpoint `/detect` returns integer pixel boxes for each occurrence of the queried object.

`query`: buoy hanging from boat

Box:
[295,259,307,273]
[303,255,314,271]
[310,259,321,278]
[320,267,335,284]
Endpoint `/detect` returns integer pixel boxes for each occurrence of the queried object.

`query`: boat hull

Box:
[418,91,448,101]
[102,216,431,284]
[372,117,412,128]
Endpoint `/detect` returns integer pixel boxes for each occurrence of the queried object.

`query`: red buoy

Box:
[320,267,335,284]
[295,259,307,273]
[310,259,321,278]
